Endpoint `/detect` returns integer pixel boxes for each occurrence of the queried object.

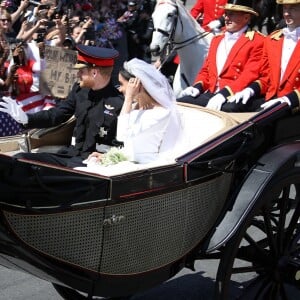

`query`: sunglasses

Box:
[0,19,11,22]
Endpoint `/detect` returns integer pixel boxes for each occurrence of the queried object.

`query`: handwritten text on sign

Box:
[40,46,78,98]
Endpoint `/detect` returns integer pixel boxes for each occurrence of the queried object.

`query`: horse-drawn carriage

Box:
[0,100,299,299]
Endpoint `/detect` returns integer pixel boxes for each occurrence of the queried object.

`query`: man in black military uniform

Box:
[0,45,124,167]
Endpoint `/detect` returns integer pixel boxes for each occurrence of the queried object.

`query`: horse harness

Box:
[153,0,210,85]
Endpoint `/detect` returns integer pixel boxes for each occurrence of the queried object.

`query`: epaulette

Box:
[270,29,283,40]
[245,30,255,40]
[245,29,265,40]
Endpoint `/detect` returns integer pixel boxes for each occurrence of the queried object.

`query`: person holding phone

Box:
[0,45,124,166]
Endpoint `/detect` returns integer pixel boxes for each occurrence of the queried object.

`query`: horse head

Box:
[150,0,179,57]
[150,0,211,97]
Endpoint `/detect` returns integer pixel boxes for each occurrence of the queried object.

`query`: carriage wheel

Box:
[52,283,129,300]
[216,168,300,299]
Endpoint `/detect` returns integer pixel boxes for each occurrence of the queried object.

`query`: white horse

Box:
[150,0,213,97]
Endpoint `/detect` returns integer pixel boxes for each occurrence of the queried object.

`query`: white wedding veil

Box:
[124,58,176,109]
[123,58,183,158]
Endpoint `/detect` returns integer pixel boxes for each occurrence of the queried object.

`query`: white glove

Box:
[207,19,221,31]
[179,86,200,97]
[206,93,226,111]
[228,88,254,105]
[260,96,291,109]
[0,96,28,124]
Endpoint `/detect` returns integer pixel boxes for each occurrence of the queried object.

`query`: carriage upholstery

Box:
[171,103,240,157]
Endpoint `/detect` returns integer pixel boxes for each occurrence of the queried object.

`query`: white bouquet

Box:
[100,147,129,166]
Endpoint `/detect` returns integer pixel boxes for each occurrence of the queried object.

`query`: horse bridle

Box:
[153,2,178,52]
[153,1,210,67]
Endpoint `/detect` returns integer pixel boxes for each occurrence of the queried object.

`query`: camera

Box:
[35,33,45,43]
[13,54,20,65]
[39,4,50,10]
[46,20,56,28]
[34,28,46,42]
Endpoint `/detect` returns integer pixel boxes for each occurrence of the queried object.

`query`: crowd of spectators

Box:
[0,0,156,136]
[0,0,299,138]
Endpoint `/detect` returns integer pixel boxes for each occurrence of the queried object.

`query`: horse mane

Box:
[175,0,205,34]
[155,0,204,35]
[151,0,211,96]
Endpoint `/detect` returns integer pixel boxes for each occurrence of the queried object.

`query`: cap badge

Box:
[105,104,114,110]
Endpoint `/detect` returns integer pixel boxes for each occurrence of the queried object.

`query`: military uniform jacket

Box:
[190,0,227,27]
[194,30,265,97]
[250,30,300,104]
[27,82,124,159]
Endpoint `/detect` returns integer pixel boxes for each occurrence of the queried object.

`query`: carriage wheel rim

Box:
[215,169,300,299]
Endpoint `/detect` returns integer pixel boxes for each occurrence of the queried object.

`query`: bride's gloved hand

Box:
[0,96,28,124]
[179,86,200,97]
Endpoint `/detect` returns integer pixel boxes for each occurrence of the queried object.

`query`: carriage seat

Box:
[75,104,252,177]
[165,103,241,159]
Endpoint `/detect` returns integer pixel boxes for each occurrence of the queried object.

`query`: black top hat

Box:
[74,45,119,69]
[224,0,259,16]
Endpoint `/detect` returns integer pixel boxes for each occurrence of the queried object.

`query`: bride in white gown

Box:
[86,58,183,166]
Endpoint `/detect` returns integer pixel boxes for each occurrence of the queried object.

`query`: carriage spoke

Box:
[277,186,291,253]
[262,208,278,257]
[216,168,300,299]
[236,276,273,300]
[239,232,270,262]
[231,265,265,274]
[284,196,300,250]
[240,279,291,300]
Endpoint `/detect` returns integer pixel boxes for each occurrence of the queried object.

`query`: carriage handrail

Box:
[189,131,253,172]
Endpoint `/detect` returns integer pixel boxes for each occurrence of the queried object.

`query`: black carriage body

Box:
[0,104,299,298]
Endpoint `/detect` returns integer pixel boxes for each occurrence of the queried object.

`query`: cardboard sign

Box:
[40,46,78,98]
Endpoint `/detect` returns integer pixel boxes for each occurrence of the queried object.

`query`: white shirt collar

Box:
[225,25,248,41]
[282,26,300,41]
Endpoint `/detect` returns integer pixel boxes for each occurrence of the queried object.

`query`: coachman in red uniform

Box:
[190,0,228,32]
[230,0,300,112]
[178,0,265,112]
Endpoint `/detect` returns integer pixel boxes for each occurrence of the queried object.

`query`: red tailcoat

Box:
[190,0,227,27]
[194,30,265,97]
[253,30,300,102]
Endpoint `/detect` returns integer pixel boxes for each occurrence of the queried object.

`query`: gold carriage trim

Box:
[276,0,300,4]
[223,4,259,16]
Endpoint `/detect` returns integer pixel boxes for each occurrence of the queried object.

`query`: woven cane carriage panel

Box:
[100,173,232,274]
[4,208,105,271]
[183,173,232,250]
[3,173,231,274]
